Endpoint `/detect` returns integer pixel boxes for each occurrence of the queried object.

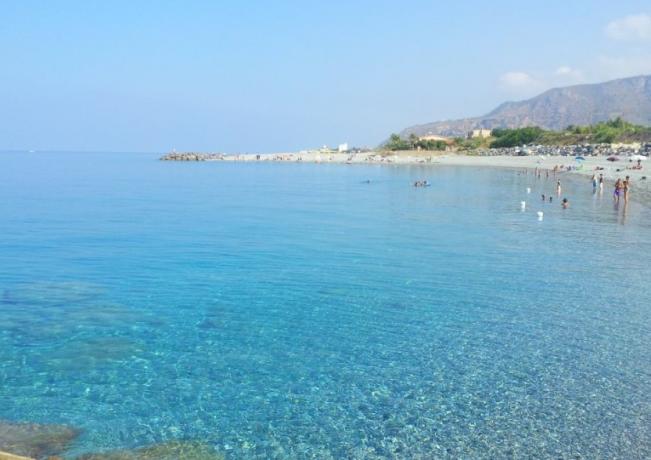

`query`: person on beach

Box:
[562,198,569,209]
[614,179,623,203]
[542,194,546,202]
[623,176,631,202]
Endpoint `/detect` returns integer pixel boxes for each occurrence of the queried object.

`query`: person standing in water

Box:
[598,174,604,195]
[556,179,562,196]
[613,178,623,203]
[623,176,631,202]
[591,174,598,193]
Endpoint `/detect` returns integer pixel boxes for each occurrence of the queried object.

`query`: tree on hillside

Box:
[385,134,411,151]
[490,127,544,148]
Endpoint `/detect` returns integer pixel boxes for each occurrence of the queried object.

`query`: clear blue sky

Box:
[1,1,650,152]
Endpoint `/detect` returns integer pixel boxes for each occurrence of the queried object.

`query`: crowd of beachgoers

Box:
[406,163,635,216]
[525,166,635,211]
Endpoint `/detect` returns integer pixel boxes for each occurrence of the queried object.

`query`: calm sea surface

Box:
[1,152,650,459]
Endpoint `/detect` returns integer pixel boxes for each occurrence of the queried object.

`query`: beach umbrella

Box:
[607,156,620,162]
[575,156,585,161]
[631,154,648,161]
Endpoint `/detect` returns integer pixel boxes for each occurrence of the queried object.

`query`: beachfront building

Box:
[468,129,492,139]
[418,134,451,143]
[338,143,349,153]
[418,134,454,151]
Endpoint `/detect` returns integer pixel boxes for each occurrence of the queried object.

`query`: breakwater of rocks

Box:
[160,152,225,161]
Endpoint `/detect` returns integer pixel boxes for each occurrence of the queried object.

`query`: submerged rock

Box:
[0,421,79,459]
[45,336,142,371]
[2,281,103,307]
[0,451,35,460]
[77,441,224,460]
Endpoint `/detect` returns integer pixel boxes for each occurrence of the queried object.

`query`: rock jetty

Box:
[160,152,224,161]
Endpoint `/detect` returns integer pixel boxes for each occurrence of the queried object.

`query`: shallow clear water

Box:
[1,152,650,459]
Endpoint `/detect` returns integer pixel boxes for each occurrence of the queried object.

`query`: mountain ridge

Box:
[400,75,651,138]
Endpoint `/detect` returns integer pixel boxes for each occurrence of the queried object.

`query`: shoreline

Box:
[434,154,650,207]
[162,151,651,206]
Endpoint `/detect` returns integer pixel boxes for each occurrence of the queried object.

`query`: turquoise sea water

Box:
[0,152,650,459]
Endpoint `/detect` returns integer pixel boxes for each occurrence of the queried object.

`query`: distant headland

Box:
[399,74,651,138]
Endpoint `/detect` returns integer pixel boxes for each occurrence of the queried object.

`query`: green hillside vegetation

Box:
[490,118,651,148]
[453,136,492,151]
[385,118,651,151]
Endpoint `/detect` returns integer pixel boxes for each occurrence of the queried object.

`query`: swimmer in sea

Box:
[562,198,569,209]
[541,194,546,202]
[549,196,553,203]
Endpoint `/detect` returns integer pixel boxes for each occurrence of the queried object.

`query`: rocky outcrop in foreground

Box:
[0,451,34,460]
[0,419,224,459]
[0,421,79,459]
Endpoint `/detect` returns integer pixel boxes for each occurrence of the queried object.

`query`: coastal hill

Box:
[401,74,651,138]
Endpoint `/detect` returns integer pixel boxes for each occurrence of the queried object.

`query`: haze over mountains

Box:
[401,75,651,138]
